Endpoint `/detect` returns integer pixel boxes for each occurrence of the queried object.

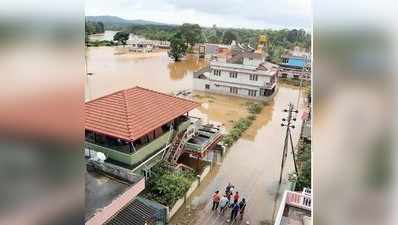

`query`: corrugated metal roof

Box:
[288,58,306,68]
[85,87,200,141]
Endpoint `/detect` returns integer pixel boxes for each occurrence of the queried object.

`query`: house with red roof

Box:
[85,86,222,174]
[85,87,224,225]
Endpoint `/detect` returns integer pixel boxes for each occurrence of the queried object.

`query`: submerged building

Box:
[193,51,278,101]
[278,47,311,81]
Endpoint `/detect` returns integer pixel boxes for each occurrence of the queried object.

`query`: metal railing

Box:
[85,130,172,167]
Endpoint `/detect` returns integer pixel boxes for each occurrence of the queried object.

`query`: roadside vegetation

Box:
[289,142,311,191]
[222,102,265,147]
[144,162,195,207]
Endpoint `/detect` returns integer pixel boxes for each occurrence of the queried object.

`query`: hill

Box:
[86,15,169,27]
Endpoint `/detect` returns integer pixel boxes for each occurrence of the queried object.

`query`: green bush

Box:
[246,102,263,114]
[145,163,195,207]
[247,115,256,121]
[289,143,311,191]
[222,135,234,147]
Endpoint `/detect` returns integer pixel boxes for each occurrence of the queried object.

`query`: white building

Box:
[193,52,278,101]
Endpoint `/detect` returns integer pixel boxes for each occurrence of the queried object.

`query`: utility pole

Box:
[278,103,299,185]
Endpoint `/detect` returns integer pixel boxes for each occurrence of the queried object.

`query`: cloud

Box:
[85,0,312,29]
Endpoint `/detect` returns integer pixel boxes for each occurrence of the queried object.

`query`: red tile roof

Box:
[85,87,200,141]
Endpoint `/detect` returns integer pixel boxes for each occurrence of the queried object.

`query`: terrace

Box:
[184,124,223,157]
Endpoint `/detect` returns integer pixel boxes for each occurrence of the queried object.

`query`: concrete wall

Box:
[193,77,276,102]
[210,67,271,86]
[86,178,145,225]
[167,165,211,221]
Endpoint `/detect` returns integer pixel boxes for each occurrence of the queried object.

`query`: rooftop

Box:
[85,169,146,224]
[85,87,200,141]
[85,171,129,221]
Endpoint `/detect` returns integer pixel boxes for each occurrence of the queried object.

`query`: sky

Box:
[85,0,312,30]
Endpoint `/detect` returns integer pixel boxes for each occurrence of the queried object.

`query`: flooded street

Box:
[86,46,304,225]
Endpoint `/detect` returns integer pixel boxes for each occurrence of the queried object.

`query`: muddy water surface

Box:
[86,47,304,225]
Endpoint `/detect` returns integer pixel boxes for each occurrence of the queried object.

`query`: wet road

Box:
[85,46,304,225]
[170,86,303,225]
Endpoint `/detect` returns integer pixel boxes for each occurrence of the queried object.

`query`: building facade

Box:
[193,52,278,101]
[278,48,311,81]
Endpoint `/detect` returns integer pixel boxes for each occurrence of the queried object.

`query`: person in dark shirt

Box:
[229,200,240,222]
[239,198,247,220]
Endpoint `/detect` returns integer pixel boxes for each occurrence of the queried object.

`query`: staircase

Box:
[163,124,197,165]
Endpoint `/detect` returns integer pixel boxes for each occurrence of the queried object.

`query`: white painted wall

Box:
[210,68,271,87]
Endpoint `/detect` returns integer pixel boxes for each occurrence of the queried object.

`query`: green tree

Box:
[222,30,237,44]
[113,31,129,46]
[179,23,203,47]
[168,33,188,61]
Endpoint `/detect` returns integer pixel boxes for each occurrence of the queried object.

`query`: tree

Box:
[168,33,188,61]
[179,23,203,47]
[113,31,129,46]
[207,34,220,44]
[222,30,237,45]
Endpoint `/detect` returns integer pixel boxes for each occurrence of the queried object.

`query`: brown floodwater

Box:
[86,47,305,225]
[85,47,207,100]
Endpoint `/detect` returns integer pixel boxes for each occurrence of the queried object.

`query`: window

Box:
[229,71,237,78]
[249,74,258,81]
[229,87,238,94]
[293,74,300,79]
[205,84,210,89]
[260,88,266,96]
[248,90,257,97]
[281,73,288,78]
[213,69,221,76]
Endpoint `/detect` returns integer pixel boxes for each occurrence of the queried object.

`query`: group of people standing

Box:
[211,183,247,223]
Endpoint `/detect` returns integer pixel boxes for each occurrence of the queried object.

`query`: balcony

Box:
[274,190,312,225]
[85,130,173,167]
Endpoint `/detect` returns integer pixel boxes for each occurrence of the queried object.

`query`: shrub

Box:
[247,115,256,121]
[222,135,234,147]
[289,143,311,191]
[146,163,195,207]
[247,103,263,114]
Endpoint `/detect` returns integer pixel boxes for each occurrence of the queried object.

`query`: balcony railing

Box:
[85,130,173,167]
[274,190,312,225]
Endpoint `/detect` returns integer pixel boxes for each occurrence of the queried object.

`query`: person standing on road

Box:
[226,183,234,196]
[238,198,247,220]
[233,191,240,202]
[212,190,221,211]
[229,200,240,222]
[219,195,229,214]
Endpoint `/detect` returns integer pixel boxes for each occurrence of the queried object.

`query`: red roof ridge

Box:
[133,86,199,105]
[85,86,200,141]
[121,90,134,141]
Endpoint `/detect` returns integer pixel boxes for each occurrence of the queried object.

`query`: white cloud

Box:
[85,0,312,29]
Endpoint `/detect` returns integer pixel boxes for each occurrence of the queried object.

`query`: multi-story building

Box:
[193,52,278,101]
[278,47,311,81]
